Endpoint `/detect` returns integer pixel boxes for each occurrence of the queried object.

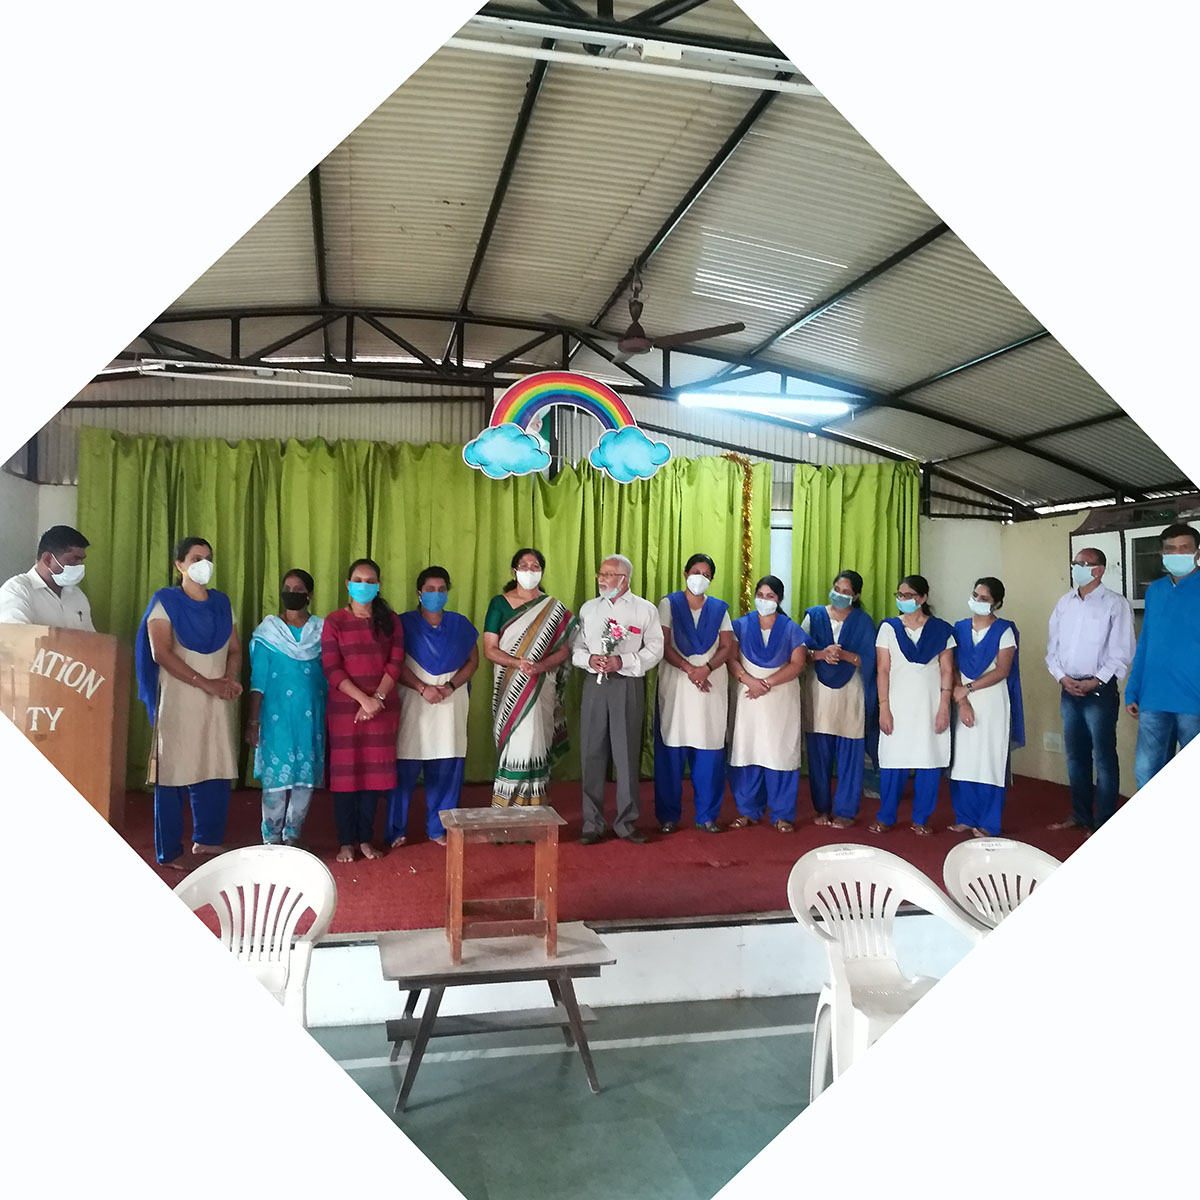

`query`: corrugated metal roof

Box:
[898,336,1120,439]
[625,95,940,359]
[169,181,319,310]
[321,47,532,311]
[941,447,1108,506]
[824,406,995,461]
[767,234,1040,392]
[92,2,1191,513]
[1026,418,1184,489]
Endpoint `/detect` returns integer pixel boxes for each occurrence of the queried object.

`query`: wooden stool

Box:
[440,806,567,965]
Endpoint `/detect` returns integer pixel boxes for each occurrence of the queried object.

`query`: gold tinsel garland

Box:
[721,452,754,615]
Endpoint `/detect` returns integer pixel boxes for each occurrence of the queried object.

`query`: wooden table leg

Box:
[546,978,574,1047]
[389,988,423,1062]
[534,828,558,957]
[555,974,600,1094]
[445,828,464,965]
[394,985,445,1114]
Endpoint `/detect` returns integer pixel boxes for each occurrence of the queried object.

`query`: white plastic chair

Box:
[787,844,988,1103]
[943,838,1060,929]
[173,845,337,1027]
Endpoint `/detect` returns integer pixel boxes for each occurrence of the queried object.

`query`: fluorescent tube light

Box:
[676,392,855,422]
[137,359,353,391]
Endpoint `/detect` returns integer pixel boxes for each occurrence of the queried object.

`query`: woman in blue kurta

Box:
[727,576,812,832]
[245,569,326,846]
[870,574,956,835]
[387,566,480,847]
[801,570,877,828]
[654,553,735,834]
[949,576,1024,837]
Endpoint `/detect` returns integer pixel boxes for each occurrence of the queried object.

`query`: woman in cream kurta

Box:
[654,553,735,833]
[135,536,242,868]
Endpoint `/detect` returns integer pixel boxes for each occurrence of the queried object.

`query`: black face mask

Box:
[281,591,309,611]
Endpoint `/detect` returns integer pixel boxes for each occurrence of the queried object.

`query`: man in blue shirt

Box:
[1125,522,1200,789]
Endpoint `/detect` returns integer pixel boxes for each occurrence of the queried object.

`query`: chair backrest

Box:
[942,838,1060,929]
[787,844,986,983]
[173,845,337,1021]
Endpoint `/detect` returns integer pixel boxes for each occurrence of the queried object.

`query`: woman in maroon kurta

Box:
[321,558,404,862]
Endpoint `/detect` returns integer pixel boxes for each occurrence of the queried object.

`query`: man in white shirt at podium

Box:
[0,525,95,631]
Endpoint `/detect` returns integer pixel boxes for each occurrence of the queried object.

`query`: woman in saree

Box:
[481,548,577,807]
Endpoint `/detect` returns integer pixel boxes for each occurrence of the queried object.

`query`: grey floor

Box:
[311,994,817,1200]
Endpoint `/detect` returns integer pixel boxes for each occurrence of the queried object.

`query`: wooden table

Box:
[440,806,567,964]
[378,922,616,1113]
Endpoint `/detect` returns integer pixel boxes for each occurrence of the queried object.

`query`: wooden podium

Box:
[0,626,130,831]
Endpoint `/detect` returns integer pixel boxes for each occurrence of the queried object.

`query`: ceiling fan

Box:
[548,268,745,365]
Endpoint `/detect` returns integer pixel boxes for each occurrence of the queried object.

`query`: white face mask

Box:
[967,597,992,615]
[685,574,711,596]
[755,597,778,617]
[515,569,542,591]
[50,555,85,587]
[186,560,214,586]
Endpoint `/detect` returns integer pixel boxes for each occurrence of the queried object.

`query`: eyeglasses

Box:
[597,572,628,581]
[894,592,920,601]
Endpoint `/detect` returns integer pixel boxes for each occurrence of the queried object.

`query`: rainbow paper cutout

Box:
[464,371,671,483]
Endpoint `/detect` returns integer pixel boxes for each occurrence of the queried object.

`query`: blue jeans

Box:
[1061,679,1120,829]
[1134,710,1200,791]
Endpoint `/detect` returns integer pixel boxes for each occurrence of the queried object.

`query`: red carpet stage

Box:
[128,776,1106,935]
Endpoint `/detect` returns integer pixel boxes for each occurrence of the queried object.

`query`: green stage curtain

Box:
[77,429,773,787]
[791,461,921,625]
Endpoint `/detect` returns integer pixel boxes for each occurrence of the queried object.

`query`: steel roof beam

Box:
[307,167,332,362]
[445,47,554,364]
[634,0,713,23]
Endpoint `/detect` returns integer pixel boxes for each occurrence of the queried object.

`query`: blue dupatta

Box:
[953,617,1026,748]
[399,609,478,677]
[731,611,812,669]
[667,591,728,657]
[135,586,234,722]
[881,616,954,665]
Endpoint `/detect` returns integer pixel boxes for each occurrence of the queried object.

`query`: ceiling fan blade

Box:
[651,322,746,349]
[541,313,624,342]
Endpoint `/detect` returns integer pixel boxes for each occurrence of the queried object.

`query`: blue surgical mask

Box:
[419,591,448,613]
[1163,553,1197,577]
[967,597,993,616]
[1071,563,1096,589]
[896,597,919,615]
[599,586,620,602]
[348,581,380,604]
[829,589,853,609]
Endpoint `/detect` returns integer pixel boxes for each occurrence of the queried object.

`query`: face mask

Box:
[896,597,919,615]
[599,585,621,602]
[686,575,711,596]
[281,591,308,611]
[1071,563,1097,589]
[967,597,993,616]
[1162,553,1198,577]
[50,555,85,587]
[829,589,853,609]
[419,591,448,613]
[348,581,380,604]
[755,598,778,617]
[515,569,542,591]
[186,560,214,586]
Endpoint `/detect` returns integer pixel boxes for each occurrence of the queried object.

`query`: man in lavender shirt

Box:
[1045,546,1136,833]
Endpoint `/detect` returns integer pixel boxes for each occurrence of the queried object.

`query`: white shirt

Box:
[1045,583,1135,684]
[0,566,95,631]
[571,590,664,677]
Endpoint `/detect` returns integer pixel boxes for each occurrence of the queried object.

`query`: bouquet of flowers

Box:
[596,616,628,685]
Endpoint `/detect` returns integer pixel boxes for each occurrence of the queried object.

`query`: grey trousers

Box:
[579,672,645,837]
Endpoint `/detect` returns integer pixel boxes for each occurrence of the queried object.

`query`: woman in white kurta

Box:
[949,576,1024,837]
[727,575,812,833]
[387,566,480,847]
[654,553,736,834]
[870,574,956,836]
[135,536,242,869]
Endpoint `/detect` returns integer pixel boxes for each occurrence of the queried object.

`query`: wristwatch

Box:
[966,682,974,693]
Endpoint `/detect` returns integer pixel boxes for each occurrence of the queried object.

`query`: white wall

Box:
[0,471,38,583]
[919,516,1004,615]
